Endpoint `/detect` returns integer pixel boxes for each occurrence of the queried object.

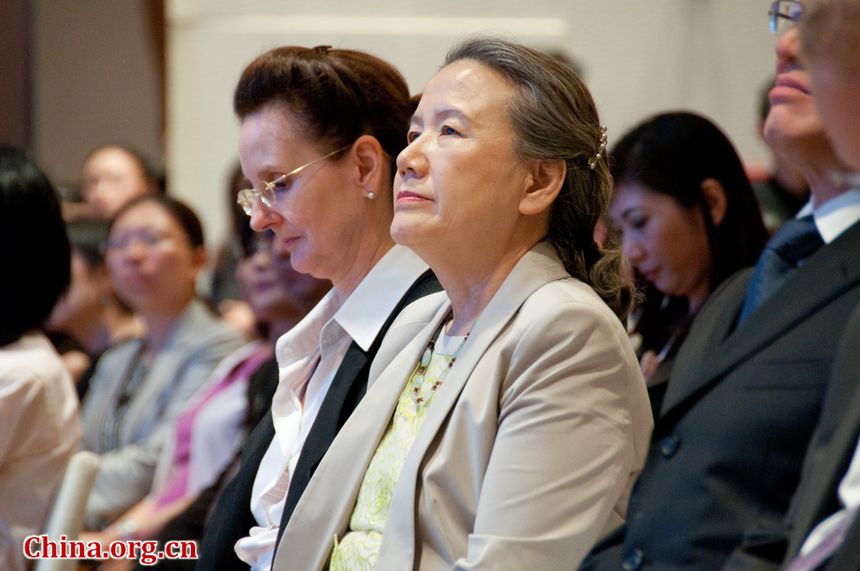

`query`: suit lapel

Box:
[275,341,369,540]
[291,343,368,478]
[661,222,860,418]
[274,292,446,570]
[377,243,570,568]
[275,270,441,546]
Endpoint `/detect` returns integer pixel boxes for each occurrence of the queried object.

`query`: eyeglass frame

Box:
[768,0,804,35]
[101,229,184,255]
[236,144,351,216]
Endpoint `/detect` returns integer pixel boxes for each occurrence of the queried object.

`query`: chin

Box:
[390,220,416,247]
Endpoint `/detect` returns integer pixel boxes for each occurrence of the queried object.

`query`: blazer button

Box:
[622,547,644,571]
[659,433,681,458]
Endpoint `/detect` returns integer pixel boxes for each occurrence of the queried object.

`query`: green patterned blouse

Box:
[330,331,467,570]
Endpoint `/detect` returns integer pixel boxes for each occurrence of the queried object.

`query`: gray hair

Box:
[445,37,634,320]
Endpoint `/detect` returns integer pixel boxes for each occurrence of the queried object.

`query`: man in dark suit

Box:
[582,2,860,569]
[721,300,860,570]
[196,268,440,570]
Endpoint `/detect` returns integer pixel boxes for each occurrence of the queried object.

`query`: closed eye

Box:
[269,174,294,195]
[629,216,648,230]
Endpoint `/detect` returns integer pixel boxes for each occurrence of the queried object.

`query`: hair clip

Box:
[312,45,333,55]
[588,126,608,170]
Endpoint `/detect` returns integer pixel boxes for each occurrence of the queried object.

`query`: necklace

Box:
[410,314,469,405]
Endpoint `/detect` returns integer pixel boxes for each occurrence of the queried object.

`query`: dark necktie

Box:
[738,215,823,324]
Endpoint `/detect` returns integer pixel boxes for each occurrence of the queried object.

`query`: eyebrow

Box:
[619,206,643,220]
[410,106,471,127]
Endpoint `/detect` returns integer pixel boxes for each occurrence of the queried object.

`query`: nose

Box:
[396,137,427,181]
[622,233,645,264]
[775,27,800,72]
[249,201,279,232]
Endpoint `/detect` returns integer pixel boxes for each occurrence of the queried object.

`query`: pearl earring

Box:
[367,191,376,200]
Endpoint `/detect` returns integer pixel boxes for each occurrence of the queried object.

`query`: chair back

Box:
[33,451,100,571]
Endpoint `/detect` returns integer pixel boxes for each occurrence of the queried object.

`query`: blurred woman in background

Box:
[80,194,244,529]
[81,226,329,564]
[609,111,768,413]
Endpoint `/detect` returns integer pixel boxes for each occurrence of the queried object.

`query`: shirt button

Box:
[659,433,681,458]
[622,547,644,571]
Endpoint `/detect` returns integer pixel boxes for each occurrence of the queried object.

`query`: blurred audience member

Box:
[753,77,810,233]
[81,144,159,219]
[80,194,244,528]
[0,146,80,571]
[81,226,329,560]
[47,217,143,398]
[609,111,767,412]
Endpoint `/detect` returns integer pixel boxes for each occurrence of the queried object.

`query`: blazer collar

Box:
[660,220,860,418]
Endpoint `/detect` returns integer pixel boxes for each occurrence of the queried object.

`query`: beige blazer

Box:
[273,242,652,570]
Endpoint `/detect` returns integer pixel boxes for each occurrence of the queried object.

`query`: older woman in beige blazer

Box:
[273,37,652,570]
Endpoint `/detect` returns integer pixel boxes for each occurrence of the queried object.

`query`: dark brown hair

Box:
[109,193,205,250]
[234,45,412,175]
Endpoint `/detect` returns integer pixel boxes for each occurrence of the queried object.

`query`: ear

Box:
[518,159,566,216]
[349,135,386,192]
[191,246,208,274]
[700,177,727,226]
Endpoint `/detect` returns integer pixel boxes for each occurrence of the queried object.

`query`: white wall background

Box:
[34,0,163,193]
[168,0,776,251]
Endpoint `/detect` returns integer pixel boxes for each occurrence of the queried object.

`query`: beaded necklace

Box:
[409,313,469,405]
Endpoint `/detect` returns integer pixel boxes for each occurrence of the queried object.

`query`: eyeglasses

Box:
[102,230,178,254]
[769,0,804,35]
[236,145,350,216]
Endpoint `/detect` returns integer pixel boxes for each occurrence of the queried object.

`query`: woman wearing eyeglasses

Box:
[271,37,652,570]
[80,194,245,529]
[196,46,440,571]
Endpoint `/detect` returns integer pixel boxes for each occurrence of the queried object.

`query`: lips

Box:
[396,190,428,201]
[774,74,810,94]
[281,236,300,249]
[770,74,812,103]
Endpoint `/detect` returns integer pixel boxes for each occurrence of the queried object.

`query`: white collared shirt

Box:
[234,245,429,570]
[799,187,860,244]
[797,435,860,558]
